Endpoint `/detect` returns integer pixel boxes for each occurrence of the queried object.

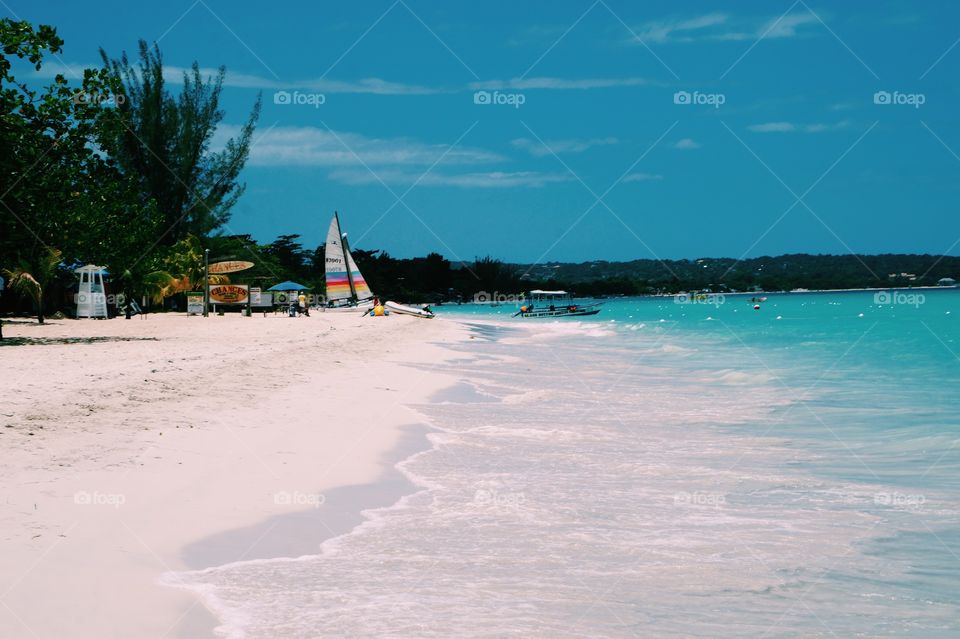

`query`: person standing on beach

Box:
[298,292,309,316]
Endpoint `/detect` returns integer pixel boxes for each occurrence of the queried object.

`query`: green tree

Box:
[99,41,262,242]
[0,20,164,298]
[3,247,61,324]
[263,234,309,280]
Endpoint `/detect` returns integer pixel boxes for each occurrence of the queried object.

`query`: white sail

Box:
[345,246,373,302]
[325,212,374,305]
[325,214,352,304]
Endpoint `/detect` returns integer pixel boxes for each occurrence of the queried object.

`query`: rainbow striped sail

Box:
[325,212,374,306]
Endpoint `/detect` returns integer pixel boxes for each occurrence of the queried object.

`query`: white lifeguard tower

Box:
[76,265,109,318]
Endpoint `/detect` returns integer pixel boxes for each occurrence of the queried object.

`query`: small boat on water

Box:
[324,212,375,312]
[514,290,601,318]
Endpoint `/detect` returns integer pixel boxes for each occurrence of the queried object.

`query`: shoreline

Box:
[166,422,436,638]
[180,422,432,571]
[0,313,469,638]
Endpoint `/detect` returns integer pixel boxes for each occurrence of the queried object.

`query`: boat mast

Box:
[335,211,358,303]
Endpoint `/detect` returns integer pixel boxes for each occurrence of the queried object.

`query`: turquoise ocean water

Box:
[173,289,959,637]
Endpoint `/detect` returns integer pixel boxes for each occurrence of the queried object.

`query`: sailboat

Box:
[324,212,375,312]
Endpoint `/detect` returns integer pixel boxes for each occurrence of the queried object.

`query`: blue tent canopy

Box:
[267,281,309,291]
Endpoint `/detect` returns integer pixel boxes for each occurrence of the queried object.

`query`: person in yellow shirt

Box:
[298,292,310,316]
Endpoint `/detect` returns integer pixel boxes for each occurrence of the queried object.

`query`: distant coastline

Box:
[646,284,958,298]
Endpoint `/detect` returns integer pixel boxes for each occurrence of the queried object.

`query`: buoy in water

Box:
[753,304,760,310]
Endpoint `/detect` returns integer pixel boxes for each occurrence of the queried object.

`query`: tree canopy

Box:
[0,19,260,319]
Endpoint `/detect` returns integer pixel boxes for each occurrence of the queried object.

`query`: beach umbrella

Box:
[267,280,309,291]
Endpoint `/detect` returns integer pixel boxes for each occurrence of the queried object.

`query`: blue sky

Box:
[8,0,960,263]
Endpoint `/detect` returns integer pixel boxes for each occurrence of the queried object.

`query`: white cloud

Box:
[632,11,818,44]
[674,138,700,150]
[470,77,647,91]
[747,120,849,133]
[830,102,857,111]
[28,61,441,95]
[216,125,568,188]
[761,13,819,39]
[622,172,664,182]
[161,67,445,95]
[24,60,91,79]
[636,13,730,44]
[214,125,503,167]
[29,61,646,95]
[748,122,797,133]
[328,169,572,188]
[510,137,618,156]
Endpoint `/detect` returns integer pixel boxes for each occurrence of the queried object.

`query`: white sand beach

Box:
[0,313,466,638]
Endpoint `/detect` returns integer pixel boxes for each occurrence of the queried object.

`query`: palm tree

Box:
[3,247,62,324]
[118,238,226,316]
[119,268,179,318]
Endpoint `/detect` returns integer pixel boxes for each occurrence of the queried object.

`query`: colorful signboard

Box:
[208,284,249,304]
[208,260,255,274]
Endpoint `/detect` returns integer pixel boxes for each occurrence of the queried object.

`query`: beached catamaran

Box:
[325,212,375,311]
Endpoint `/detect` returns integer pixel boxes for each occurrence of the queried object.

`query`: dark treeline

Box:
[235,239,960,304]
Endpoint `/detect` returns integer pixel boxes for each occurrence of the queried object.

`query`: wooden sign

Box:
[209,260,255,274]
[209,284,249,304]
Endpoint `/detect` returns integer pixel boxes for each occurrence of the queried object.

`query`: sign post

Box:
[203,249,210,318]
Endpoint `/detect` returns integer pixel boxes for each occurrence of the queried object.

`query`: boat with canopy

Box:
[514,290,602,318]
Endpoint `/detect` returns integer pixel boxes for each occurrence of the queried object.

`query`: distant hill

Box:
[482,253,960,297]
[350,252,960,303]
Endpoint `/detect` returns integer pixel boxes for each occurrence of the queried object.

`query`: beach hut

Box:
[75,265,109,318]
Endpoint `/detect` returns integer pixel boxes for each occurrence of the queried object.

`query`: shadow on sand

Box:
[0,336,160,346]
